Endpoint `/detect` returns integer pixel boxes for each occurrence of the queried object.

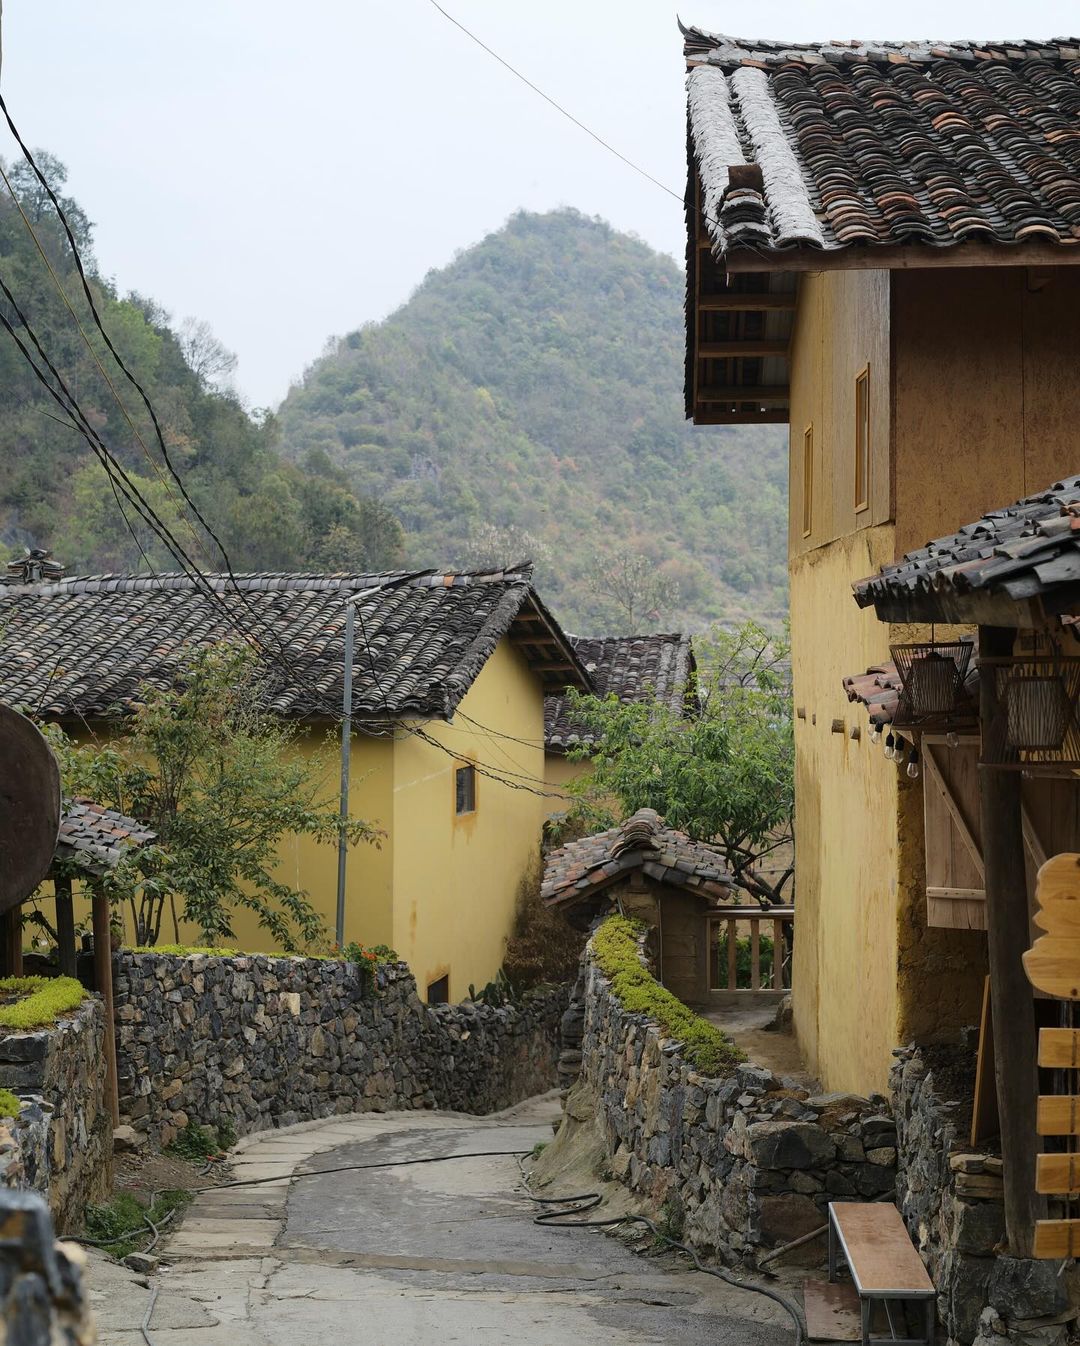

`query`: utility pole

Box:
[336,598,355,949]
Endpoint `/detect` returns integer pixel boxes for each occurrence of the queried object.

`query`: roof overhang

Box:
[722,239,1080,274]
[508,590,592,696]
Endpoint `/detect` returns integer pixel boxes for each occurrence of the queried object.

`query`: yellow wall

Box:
[543,753,586,817]
[388,639,548,1000]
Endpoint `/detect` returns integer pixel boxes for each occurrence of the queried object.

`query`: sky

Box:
[3,1,1079,408]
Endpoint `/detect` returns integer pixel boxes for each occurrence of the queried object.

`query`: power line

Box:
[425,0,681,202]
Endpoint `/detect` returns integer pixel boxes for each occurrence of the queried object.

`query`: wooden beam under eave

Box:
[698,340,790,358]
[697,292,797,311]
[532,661,577,674]
[693,409,790,425]
[723,239,1080,274]
[697,385,790,405]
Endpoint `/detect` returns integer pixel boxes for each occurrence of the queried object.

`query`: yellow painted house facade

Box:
[1,566,588,1002]
[683,30,1080,1094]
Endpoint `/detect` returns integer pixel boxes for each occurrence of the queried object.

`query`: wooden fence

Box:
[708,905,794,993]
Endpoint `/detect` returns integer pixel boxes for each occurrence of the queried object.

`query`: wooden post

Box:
[91,885,120,1128]
[54,876,77,978]
[978,625,1045,1256]
[0,908,22,977]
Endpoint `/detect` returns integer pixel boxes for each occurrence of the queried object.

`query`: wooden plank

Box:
[924,743,985,879]
[971,976,999,1146]
[928,896,987,930]
[1022,804,1049,871]
[697,385,790,405]
[54,877,77,979]
[1033,1220,1080,1259]
[722,240,1080,274]
[691,410,790,425]
[1036,1094,1080,1135]
[750,918,761,991]
[1036,1152,1080,1195]
[1024,938,1080,1000]
[698,340,790,358]
[727,917,737,991]
[773,918,784,990]
[927,886,987,899]
[696,292,796,311]
[829,1203,934,1296]
[1038,1027,1080,1069]
[92,885,120,1128]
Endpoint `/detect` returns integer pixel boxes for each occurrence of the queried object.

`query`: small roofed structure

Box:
[53,799,157,879]
[543,808,737,1003]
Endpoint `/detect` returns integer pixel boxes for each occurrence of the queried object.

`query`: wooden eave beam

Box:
[697,385,790,405]
[532,660,578,674]
[698,340,790,358]
[692,410,790,425]
[697,292,796,311]
[723,240,1080,274]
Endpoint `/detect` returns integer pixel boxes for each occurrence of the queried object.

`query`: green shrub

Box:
[131,945,241,956]
[591,917,744,1077]
[713,933,775,988]
[0,976,86,1029]
[0,1088,21,1119]
[84,1189,190,1260]
[166,1120,228,1161]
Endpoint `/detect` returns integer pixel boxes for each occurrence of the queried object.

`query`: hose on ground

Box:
[524,1189,805,1346]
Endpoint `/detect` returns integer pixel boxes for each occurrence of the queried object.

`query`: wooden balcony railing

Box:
[708,906,794,993]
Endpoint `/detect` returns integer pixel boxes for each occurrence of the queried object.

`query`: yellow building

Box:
[0,564,588,1001]
[682,30,1080,1093]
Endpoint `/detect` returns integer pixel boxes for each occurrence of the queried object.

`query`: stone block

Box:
[987,1257,1069,1321]
[746,1120,836,1170]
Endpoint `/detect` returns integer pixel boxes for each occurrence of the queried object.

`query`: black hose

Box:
[199,1148,533,1192]
[525,1190,805,1346]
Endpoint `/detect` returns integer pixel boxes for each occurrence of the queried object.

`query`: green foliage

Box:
[0,976,86,1029]
[467,969,520,1008]
[166,1121,228,1162]
[0,153,403,577]
[715,933,774,987]
[0,1089,21,1119]
[43,646,381,950]
[84,1189,190,1260]
[277,209,787,631]
[591,917,743,1076]
[131,945,241,957]
[566,621,794,902]
[341,940,397,992]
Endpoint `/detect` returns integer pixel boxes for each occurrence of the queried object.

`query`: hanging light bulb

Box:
[870,724,882,745]
[884,732,896,761]
[906,748,921,780]
[946,731,960,749]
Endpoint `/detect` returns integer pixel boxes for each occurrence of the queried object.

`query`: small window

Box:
[427,974,449,1004]
[855,365,870,513]
[802,423,813,538]
[455,764,476,815]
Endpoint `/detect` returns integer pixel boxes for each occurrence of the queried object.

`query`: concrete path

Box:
[90,1094,796,1345]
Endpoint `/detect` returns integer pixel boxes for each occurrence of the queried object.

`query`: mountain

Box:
[277,209,787,632]
[0,153,404,578]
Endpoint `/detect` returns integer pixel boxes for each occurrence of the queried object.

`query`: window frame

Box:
[802,422,814,539]
[454,762,477,817]
[855,364,871,514]
[427,974,450,1004]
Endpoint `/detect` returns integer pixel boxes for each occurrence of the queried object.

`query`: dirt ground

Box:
[113,1148,231,1207]
[697,1003,816,1087]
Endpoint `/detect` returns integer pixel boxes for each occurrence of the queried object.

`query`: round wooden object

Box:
[0,705,60,913]
[1025,853,1080,998]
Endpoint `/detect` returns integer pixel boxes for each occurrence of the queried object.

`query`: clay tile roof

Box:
[544,633,695,752]
[682,25,1080,257]
[842,662,904,727]
[0,565,589,721]
[542,808,732,908]
[53,798,156,877]
[853,473,1080,622]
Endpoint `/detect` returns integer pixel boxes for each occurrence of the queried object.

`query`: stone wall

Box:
[114,952,566,1145]
[0,999,111,1234]
[892,1044,1078,1346]
[576,938,895,1263]
[0,1189,94,1345]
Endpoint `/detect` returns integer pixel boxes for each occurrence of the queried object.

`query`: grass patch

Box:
[130,945,242,957]
[0,976,86,1030]
[84,1189,190,1261]
[166,1120,232,1162]
[0,1088,21,1119]
[591,916,744,1077]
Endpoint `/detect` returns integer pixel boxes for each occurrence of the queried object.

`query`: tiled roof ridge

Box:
[0,563,535,599]
[682,28,1080,67]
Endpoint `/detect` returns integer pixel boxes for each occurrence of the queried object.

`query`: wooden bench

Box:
[828,1202,936,1346]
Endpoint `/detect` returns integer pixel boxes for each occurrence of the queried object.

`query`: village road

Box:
[90,1095,795,1345]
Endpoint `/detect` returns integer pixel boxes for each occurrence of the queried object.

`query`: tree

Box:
[43,646,379,948]
[461,521,551,572]
[586,548,680,630]
[565,621,793,904]
[177,317,238,389]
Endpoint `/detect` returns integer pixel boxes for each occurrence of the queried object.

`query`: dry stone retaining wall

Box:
[114,952,565,1145]
[577,944,895,1263]
[0,999,111,1234]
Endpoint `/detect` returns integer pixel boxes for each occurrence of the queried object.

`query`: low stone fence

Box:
[576,937,895,1263]
[0,999,111,1234]
[114,952,566,1146]
[892,1043,1077,1346]
[0,1189,94,1344]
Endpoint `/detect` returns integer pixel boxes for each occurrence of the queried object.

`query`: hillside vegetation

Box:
[0,153,403,576]
[278,209,787,631]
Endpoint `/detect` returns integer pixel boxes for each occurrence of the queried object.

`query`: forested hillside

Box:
[278,210,787,632]
[0,154,403,576]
